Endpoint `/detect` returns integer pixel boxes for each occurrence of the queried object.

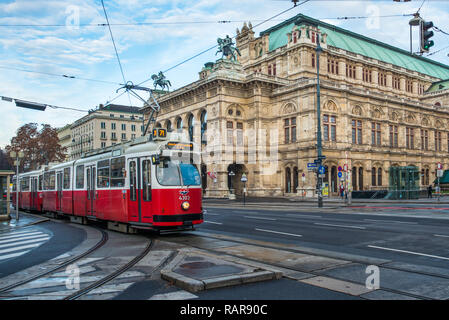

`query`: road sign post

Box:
[241,173,248,206]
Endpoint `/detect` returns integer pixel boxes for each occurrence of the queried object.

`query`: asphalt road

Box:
[199,205,449,270]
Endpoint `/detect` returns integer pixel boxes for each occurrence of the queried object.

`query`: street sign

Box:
[338,172,342,178]
[318,166,325,174]
[338,166,342,171]
[437,162,443,170]
[437,169,444,177]
[307,163,317,168]
[343,164,348,172]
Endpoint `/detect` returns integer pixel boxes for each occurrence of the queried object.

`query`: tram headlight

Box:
[181,201,190,211]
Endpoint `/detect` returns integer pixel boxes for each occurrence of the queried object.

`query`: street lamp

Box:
[9,150,24,221]
[228,170,235,194]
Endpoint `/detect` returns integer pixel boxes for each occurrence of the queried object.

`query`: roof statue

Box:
[216,35,241,62]
[151,71,171,91]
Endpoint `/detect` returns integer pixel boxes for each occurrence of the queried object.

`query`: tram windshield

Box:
[156,158,201,186]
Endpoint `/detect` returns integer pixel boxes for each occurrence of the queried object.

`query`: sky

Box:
[1,0,449,148]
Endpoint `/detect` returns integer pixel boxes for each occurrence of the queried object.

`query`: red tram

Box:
[12,130,203,232]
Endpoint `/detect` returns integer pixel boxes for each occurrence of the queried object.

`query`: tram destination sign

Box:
[152,128,167,139]
[166,142,194,151]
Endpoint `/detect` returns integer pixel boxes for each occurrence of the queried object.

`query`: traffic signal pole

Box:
[316,34,323,208]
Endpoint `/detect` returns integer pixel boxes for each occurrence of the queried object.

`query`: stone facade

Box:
[142,14,449,198]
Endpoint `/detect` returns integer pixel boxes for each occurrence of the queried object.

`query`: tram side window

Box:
[20,178,30,191]
[76,165,84,189]
[63,168,71,189]
[142,160,151,201]
[38,175,43,191]
[97,160,110,188]
[48,172,56,190]
[129,161,137,201]
[110,157,125,187]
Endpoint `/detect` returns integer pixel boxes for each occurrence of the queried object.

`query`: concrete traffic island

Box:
[160,249,282,292]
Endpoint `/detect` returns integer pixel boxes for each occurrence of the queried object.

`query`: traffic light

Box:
[420,20,434,52]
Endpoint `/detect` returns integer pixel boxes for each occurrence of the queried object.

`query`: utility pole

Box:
[9,151,24,221]
[316,33,323,208]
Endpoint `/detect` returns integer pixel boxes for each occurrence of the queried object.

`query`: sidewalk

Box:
[204,195,449,206]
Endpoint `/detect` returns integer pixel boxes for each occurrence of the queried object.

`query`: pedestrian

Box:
[340,184,344,199]
[428,185,433,198]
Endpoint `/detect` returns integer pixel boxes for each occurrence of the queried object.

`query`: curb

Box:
[160,252,282,293]
[0,215,10,221]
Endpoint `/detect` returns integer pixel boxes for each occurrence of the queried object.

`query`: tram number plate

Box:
[179,195,190,201]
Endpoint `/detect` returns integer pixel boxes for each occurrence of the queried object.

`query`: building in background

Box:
[143,14,449,198]
[56,124,72,160]
[70,104,143,160]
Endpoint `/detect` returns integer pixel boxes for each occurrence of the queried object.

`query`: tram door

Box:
[86,166,96,217]
[57,172,63,211]
[127,157,153,223]
[31,177,38,210]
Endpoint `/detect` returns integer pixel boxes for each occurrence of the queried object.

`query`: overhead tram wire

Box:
[100,0,133,107]
[0,65,121,85]
[0,13,416,28]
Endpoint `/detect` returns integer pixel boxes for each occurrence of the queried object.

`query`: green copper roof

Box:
[260,14,449,80]
[427,79,449,92]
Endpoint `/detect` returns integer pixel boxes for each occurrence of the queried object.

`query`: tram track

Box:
[162,232,449,300]
[64,238,154,300]
[0,226,109,296]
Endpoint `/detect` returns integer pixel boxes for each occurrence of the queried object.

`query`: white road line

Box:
[0,250,31,261]
[314,222,366,230]
[0,234,50,244]
[0,243,45,255]
[244,216,277,221]
[0,237,50,249]
[149,290,198,300]
[0,231,44,240]
[367,245,449,261]
[434,234,449,238]
[285,214,323,219]
[205,212,219,216]
[255,228,302,238]
[204,221,223,225]
[0,229,37,237]
[364,219,417,225]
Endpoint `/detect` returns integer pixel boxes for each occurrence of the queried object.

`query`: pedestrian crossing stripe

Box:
[0,228,51,262]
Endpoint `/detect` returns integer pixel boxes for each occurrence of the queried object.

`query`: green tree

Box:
[5,123,67,172]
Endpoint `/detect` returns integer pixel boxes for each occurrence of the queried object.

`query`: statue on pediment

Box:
[216,35,241,62]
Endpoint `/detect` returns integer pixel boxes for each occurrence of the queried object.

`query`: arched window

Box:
[166,120,172,131]
[359,167,364,191]
[377,168,382,186]
[285,168,291,193]
[293,167,298,193]
[372,167,377,186]
[176,117,183,129]
[331,166,337,193]
[200,110,207,144]
[188,114,195,142]
[352,167,357,191]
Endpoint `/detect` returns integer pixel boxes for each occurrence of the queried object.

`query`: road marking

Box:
[244,216,276,221]
[0,237,50,249]
[0,234,50,244]
[434,234,449,238]
[0,229,38,237]
[204,221,223,225]
[314,222,366,230]
[0,250,31,261]
[149,290,198,300]
[0,231,44,240]
[0,243,44,255]
[364,219,417,225]
[367,245,449,261]
[285,214,323,219]
[255,228,302,238]
[205,212,219,216]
